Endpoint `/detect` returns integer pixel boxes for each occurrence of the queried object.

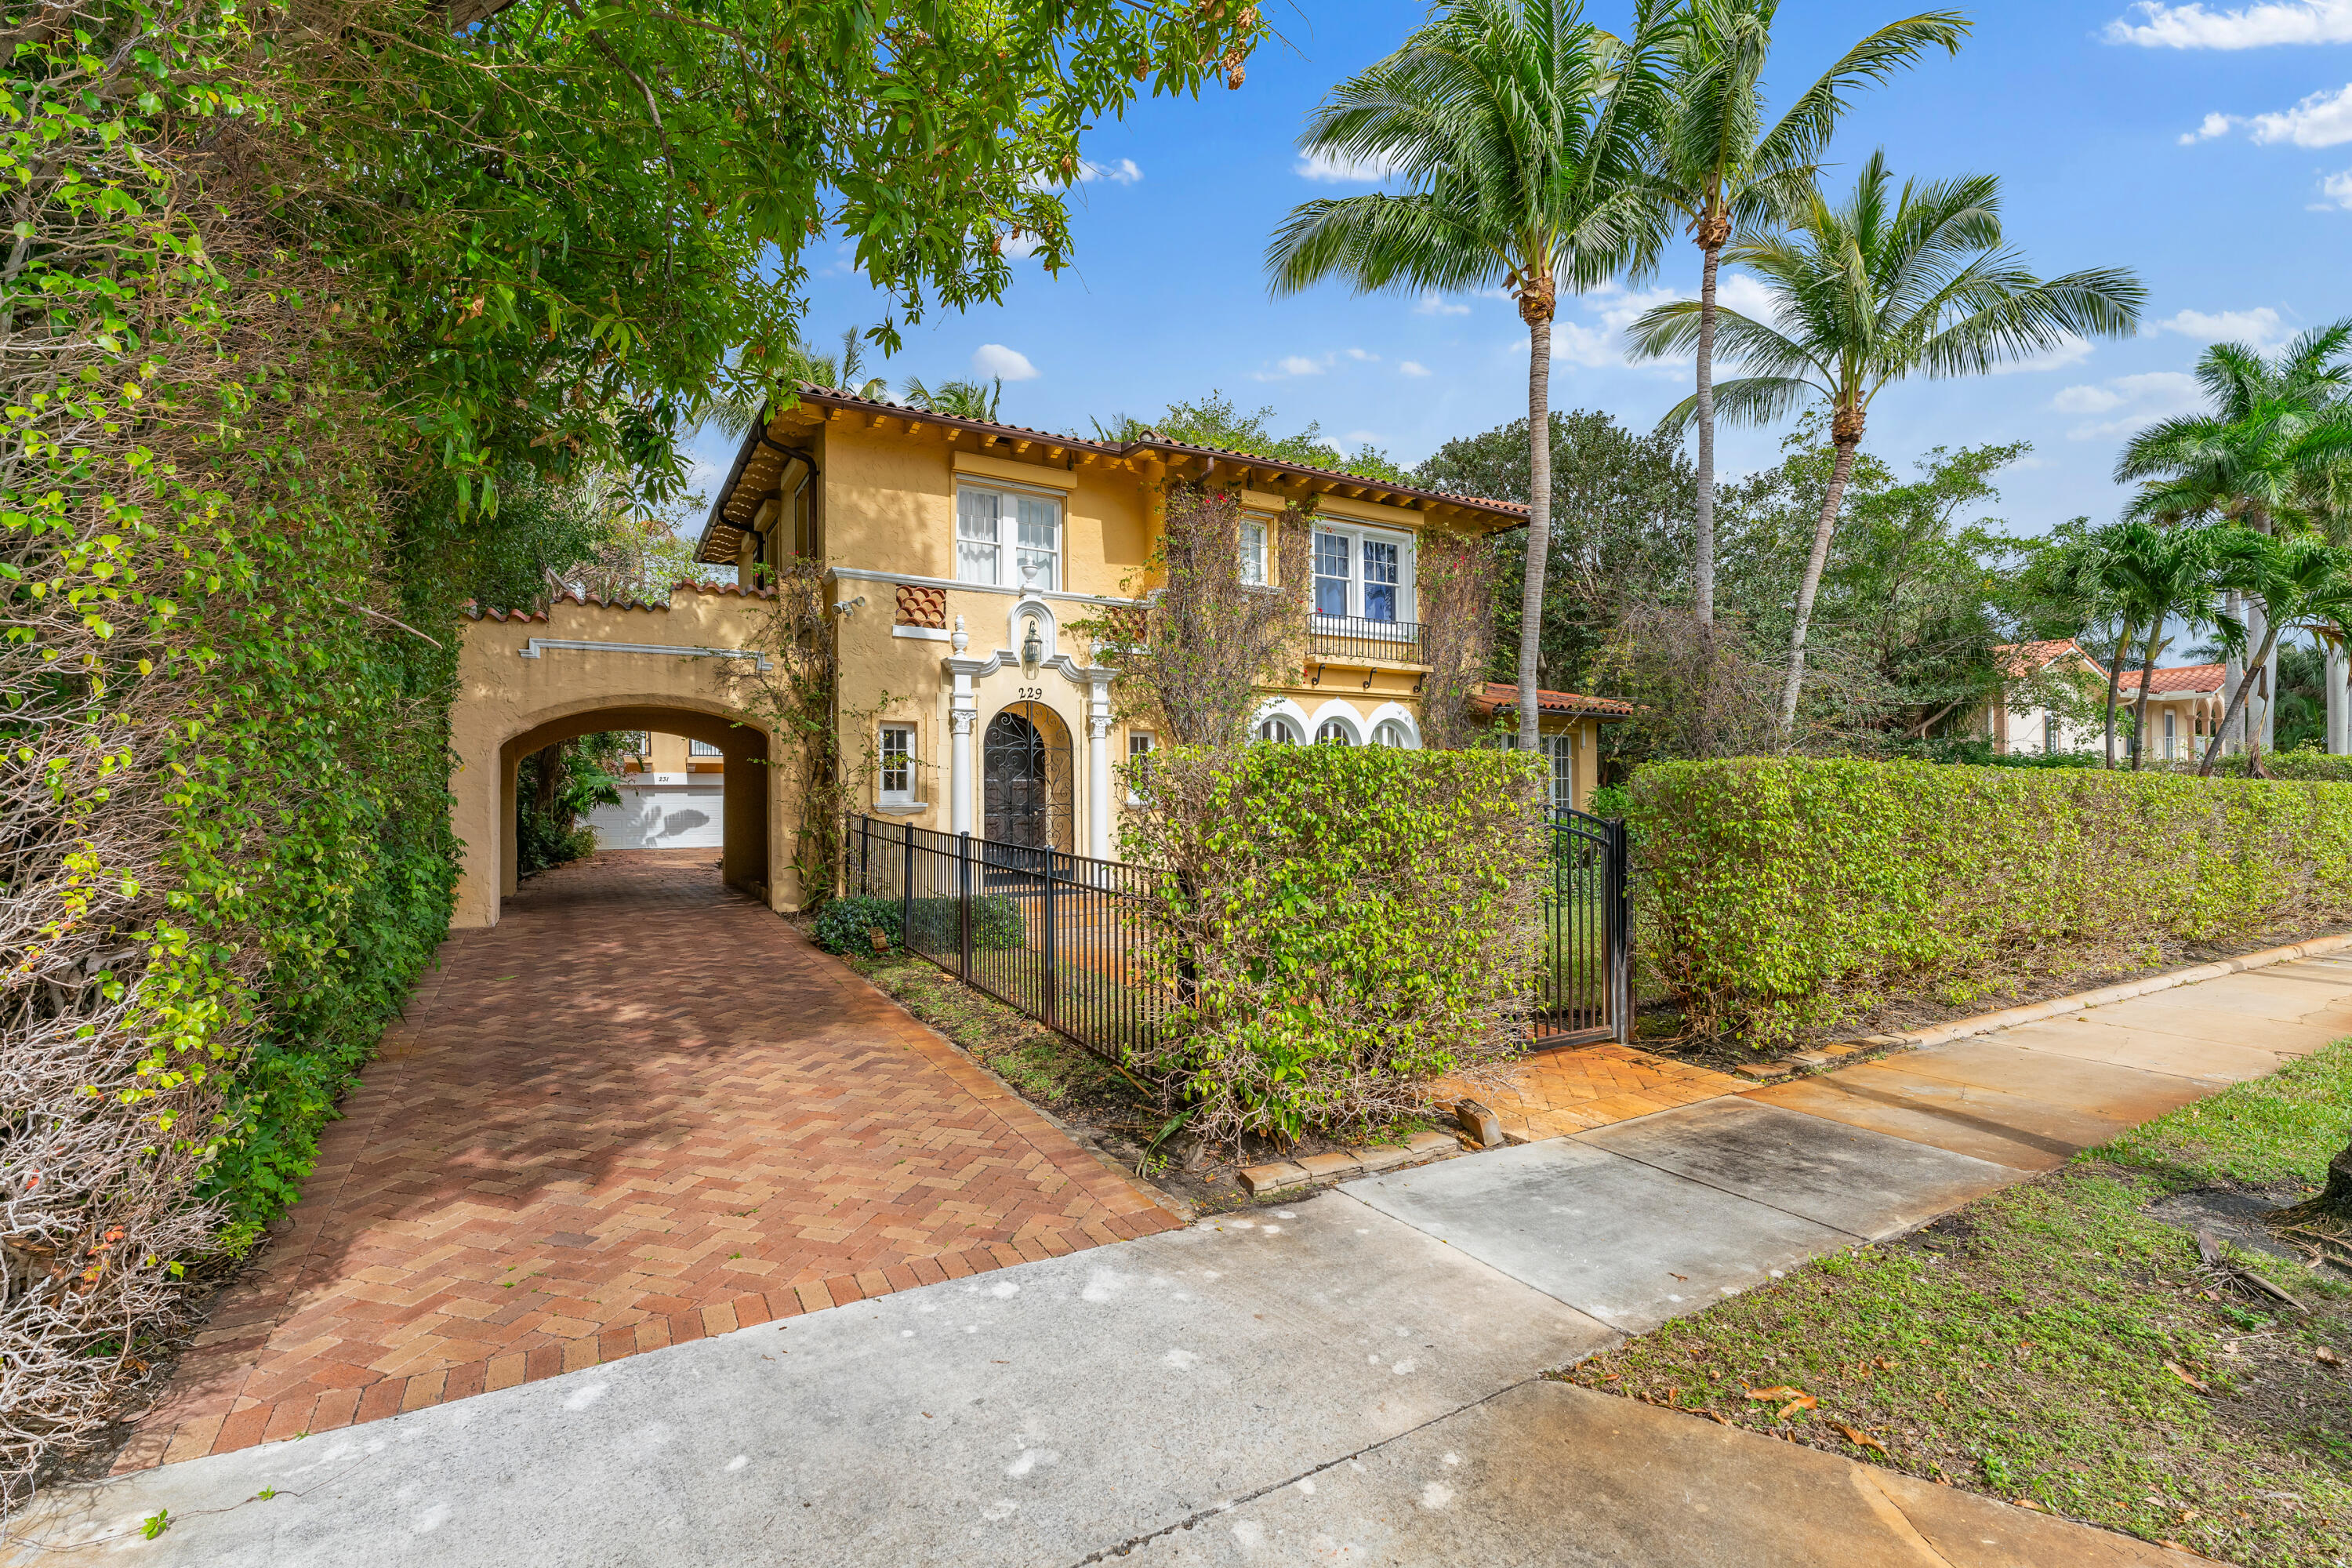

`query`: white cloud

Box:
[2321,169,2352,206]
[2181,111,2239,143]
[2107,0,2352,49]
[1076,158,1143,185]
[1550,320,1618,368]
[2252,81,2352,143]
[999,231,1042,260]
[2053,370,2203,438]
[1413,290,1471,318]
[1987,333,2097,375]
[1252,354,1330,381]
[1295,148,1403,183]
[971,343,1039,382]
[1398,360,1432,377]
[1713,273,1781,321]
[1343,430,1384,447]
[2150,305,2290,345]
[1346,347,1379,362]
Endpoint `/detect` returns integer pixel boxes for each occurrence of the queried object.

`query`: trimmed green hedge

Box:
[1125,742,1545,1144]
[1630,757,2352,1044]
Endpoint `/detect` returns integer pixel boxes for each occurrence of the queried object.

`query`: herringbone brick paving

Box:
[116,851,1180,1472]
[1440,1042,1748,1144]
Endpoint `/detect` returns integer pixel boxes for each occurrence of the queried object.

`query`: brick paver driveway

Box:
[122,851,1179,1469]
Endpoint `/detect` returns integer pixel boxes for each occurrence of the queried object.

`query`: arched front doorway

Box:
[982,701,1072,851]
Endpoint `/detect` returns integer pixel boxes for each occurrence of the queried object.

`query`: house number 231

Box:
[1015,687,1044,701]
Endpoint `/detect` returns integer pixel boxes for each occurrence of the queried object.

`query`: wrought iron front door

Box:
[984,710,1052,848]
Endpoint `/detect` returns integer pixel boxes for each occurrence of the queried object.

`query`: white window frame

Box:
[1371,718,1414,748]
[1240,517,1269,587]
[1315,718,1355,746]
[1255,714,1302,745]
[2043,712,2060,755]
[1308,519,1415,626]
[2163,709,2176,760]
[880,722,917,805]
[956,481,1062,590]
[1126,731,1156,803]
[689,738,722,759]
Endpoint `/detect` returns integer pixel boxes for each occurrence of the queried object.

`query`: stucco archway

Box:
[452,586,793,927]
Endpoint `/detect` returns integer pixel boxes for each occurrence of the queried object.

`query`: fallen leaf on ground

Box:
[1704,1410,1731,1425]
[2162,1360,2209,1392]
[2318,1348,2340,1367]
[1744,1385,1815,1410]
[2013,1499,2045,1512]
[1833,1424,1887,1454]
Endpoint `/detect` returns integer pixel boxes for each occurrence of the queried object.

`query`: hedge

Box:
[1123,742,1545,1145]
[813,894,1025,956]
[1630,757,2352,1045]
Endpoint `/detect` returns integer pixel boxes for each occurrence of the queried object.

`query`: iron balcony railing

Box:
[1306,612,1424,666]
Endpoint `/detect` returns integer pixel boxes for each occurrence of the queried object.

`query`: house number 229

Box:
[1015,687,1044,701]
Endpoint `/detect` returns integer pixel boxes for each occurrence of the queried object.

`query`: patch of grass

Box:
[844,949,1144,1116]
[1555,1040,2352,1568]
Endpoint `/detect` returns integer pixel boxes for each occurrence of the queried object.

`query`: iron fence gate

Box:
[1533,809,1631,1047]
[844,815,1165,1066]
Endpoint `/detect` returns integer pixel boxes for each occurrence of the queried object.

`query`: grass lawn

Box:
[1556,1041,2352,1567]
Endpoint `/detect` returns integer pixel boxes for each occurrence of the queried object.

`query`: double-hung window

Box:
[879,724,916,805]
[956,483,1062,590]
[1126,731,1156,803]
[1240,519,1269,586]
[1310,521,1414,624]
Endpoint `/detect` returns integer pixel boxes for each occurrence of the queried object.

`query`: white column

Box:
[2329,643,2349,755]
[1087,688,1113,862]
[2223,589,2247,755]
[948,616,976,836]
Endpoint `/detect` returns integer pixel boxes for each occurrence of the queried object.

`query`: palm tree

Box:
[1628,151,2144,737]
[2198,532,2352,775]
[2116,321,2352,755]
[1266,0,1680,752]
[1649,0,1967,627]
[901,376,1004,422]
[2096,521,2223,771]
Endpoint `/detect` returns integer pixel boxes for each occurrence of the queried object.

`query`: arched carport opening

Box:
[494,702,771,912]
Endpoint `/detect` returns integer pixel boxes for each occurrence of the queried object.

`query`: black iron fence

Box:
[1306,612,1424,666]
[1533,809,1630,1047]
[844,815,1167,1066]
[842,804,1628,1065]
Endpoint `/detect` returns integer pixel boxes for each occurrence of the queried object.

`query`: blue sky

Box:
[684,0,2352,544]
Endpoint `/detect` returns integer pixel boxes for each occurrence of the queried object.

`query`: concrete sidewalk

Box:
[16,949,2345,1565]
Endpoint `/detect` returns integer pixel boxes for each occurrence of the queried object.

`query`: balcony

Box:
[1307,612,1424,667]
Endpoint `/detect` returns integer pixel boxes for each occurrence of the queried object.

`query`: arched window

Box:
[1371,719,1414,748]
[1316,719,1355,746]
[1254,715,1302,744]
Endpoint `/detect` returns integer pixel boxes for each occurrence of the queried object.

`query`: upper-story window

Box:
[690,739,722,759]
[1255,714,1301,744]
[1126,731,1156,803]
[1240,519,1269,586]
[957,483,1062,590]
[1372,718,1414,748]
[1311,521,1414,623]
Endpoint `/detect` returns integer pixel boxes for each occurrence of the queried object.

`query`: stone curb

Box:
[1893,930,2352,1050]
[1239,1130,1461,1198]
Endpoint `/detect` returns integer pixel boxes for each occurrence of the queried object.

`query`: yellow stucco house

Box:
[691,384,1613,864]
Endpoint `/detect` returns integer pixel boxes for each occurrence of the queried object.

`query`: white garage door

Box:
[587,781,725,849]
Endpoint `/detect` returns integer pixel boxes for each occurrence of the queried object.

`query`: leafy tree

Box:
[1646,0,1967,626]
[2200,532,2352,774]
[902,376,1006,421]
[2096,522,2224,770]
[1415,410,1696,693]
[1629,150,2144,738]
[1268,0,1681,749]
[1087,391,1414,485]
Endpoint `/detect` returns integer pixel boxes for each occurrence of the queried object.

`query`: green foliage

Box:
[1125,743,1545,1145]
[1630,757,2352,1044]
[1087,390,1413,486]
[814,897,903,956]
[514,737,626,878]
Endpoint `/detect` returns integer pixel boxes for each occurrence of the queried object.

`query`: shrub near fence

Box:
[1127,742,1546,1145]
[1631,757,2352,1045]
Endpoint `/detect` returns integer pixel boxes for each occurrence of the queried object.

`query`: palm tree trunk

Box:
[2200,625,2284,776]
[1693,241,1722,630]
[2129,618,2165,771]
[1777,435,1858,739]
[2102,619,2136,769]
[1518,313,1553,753]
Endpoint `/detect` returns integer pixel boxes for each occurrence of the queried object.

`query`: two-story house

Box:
[692,384,1613,862]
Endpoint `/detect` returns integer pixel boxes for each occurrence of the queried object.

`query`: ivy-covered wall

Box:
[1631,757,2352,1044]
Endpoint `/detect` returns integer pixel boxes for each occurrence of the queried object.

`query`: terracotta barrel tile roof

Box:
[462,580,772,622]
[1472,681,1635,719]
[2118,662,2227,695]
[894,583,948,630]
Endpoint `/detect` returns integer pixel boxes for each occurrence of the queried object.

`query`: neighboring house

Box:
[587,731,727,849]
[1470,684,1633,815]
[1982,640,2227,760]
[695,385,1544,858]
[1983,639,2108,756]
[2111,663,2227,764]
